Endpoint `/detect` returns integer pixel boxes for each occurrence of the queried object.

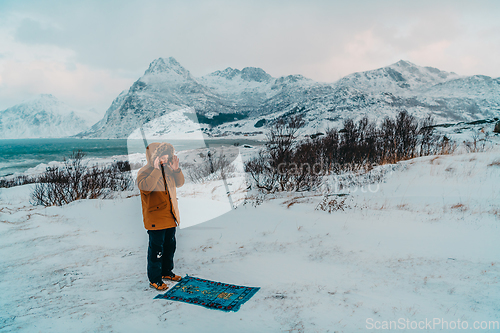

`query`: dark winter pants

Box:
[147,227,176,284]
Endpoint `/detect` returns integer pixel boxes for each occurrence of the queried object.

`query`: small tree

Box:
[395,110,419,160]
[419,114,437,156]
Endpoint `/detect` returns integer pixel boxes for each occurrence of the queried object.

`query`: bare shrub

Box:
[30,150,133,207]
[463,130,487,153]
[377,110,419,163]
[379,116,397,164]
[438,136,457,155]
[0,174,37,188]
[245,109,463,193]
[245,114,308,192]
[186,147,236,183]
[318,127,340,173]
[242,193,266,207]
[244,150,277,192]
[315,194,349,213]
[395,110,419,160]
[115,160,131,172]
[287,139,324,191]
[419,114,438,156]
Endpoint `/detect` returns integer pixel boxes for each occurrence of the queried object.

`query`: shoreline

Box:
[0,137,264,178]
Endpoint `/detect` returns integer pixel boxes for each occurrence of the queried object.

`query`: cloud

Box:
[14,18,63,45]
[0,0,499,112]
[0,12,135,111]
[0,59,133,111]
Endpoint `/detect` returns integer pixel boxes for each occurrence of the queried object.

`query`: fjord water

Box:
[0,138,261,177]
[0,138,129,177]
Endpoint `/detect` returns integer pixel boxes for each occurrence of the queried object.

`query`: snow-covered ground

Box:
[1,141,500,332]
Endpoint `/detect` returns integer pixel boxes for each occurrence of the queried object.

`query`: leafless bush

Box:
[419,114,439,156]
[115,160,131,172]
[245,114,314,192]
[185,147,236,183]
[30,150,133,207]
[244,150,277,192]
[438,136,457,155]
[286,139,324,191]
[315,194,349,213]
[0,174,37,188]
[245,110,463,193]
[463,130,487,153]
[242,193,266,207]
[377,110,420,163]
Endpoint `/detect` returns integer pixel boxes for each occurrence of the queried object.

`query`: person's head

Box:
[150,142,174,166]
[158,154,171,166]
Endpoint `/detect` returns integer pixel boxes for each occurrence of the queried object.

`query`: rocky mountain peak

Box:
[240,67,273,82]
[389,59,457,81]
[208,66,272,82]
[144,57,189,76]
[210,67,240,79]
[392,60,417,68]
[274,74,310,85]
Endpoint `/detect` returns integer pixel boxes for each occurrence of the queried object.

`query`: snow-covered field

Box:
[1,142,500,332]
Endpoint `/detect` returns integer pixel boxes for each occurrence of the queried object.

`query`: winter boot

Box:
[162,272,182,282]
[150,281,168,291]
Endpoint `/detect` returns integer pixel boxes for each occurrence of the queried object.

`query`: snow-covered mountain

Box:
[338,60,459,92]
[79,58,500,139]
[0,94,96,139]
[78,57,234,139]
[199,67,276,107]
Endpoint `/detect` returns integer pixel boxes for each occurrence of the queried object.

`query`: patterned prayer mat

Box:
[154,275,260,312]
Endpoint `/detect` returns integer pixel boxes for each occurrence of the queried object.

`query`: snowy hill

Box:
[0,94,96,139]
[79,58,500,139]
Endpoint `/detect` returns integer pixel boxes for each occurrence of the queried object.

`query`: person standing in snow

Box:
[137,142,184,290]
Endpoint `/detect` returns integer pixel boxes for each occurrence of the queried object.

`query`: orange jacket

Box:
[137,142,185,230]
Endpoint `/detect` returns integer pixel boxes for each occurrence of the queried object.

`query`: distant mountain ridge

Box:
[77,57,500,139]
[338,60,459,91]
[208,67,273,82]
[0,94,94,139]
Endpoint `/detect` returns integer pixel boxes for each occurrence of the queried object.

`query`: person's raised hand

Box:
[170,155,179,171]
[154,156,161,170]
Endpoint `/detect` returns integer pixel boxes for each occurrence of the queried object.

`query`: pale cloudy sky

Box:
[0,0,499,113]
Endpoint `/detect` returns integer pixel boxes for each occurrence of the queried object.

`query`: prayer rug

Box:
[154,275,260,312]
